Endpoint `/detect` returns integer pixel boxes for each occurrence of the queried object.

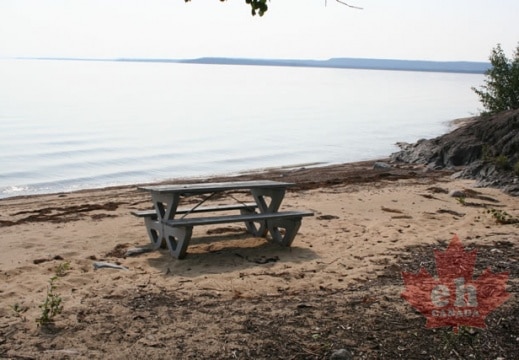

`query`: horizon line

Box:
[8,56,490,74]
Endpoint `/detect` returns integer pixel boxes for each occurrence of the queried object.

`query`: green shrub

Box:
[481,144,493,162]
[55,261,70,277]
[472,43,519,115]
[36,276,63,327]
[494,155,510,170]
[487,208,519,224]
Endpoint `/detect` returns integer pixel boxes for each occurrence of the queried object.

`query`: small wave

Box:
[1,185,31,197]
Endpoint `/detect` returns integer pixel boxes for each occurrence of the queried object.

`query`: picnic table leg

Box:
[267,217,303,247]
[240,206,264,236]
[141,191,185,252]
[248,187,286,236]
[163,225,193,259]
[151,192,180,220]
[144,217,165,250]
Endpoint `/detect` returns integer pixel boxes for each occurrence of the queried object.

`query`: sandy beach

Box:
[1,160,517,359]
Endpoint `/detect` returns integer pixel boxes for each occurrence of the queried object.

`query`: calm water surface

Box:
[0,59,483,198]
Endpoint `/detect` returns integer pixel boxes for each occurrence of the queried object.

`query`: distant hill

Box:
[23,56,490,74]
[170,57,490,74]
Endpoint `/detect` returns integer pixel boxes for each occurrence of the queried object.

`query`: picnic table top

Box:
[138,180,294,194]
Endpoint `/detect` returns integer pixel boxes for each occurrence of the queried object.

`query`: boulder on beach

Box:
[390,108,519,195]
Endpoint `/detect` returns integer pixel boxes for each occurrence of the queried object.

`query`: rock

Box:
[373,162,391,169]
[502,184,519,196]
[390,109,519,195]
[449,190,466,198]
[330,348,353,360]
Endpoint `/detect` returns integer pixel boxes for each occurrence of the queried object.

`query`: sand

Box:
[0,161,517,359]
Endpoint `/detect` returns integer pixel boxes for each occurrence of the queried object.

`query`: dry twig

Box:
[326,0,363,10]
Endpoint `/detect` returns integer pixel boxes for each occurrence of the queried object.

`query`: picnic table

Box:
[133,180,314,259]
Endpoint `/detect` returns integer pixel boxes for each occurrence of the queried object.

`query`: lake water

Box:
[0,59,483,198]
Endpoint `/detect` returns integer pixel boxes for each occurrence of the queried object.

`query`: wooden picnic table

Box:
[133,180,313,259]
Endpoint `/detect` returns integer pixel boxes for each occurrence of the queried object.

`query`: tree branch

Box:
[326,0,363,10]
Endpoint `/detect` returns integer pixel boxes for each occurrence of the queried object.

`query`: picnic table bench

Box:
[133,180,313,259]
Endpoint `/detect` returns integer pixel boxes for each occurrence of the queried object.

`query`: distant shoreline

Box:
[15,56,490,74]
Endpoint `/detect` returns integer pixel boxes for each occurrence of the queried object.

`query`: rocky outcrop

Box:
[390,109,519,195]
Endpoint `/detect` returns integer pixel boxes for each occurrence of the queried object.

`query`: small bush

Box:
[36,276,63,327]
[481,144,493,162]
[487,208,519,224]
[11,303,27,320]
[472,43,519,115]
[55,261,70,277]
[494,155,510,170]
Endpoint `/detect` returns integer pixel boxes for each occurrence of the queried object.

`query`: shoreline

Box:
[0,159,370,201]
[0,157,440,203]
[14,56,490,75]
[0,159,375,202]
[448,114,479,129]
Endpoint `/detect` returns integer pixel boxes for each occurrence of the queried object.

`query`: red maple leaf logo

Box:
[401,234,510,332]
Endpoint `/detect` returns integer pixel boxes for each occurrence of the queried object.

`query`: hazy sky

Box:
[1,0,518,61]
